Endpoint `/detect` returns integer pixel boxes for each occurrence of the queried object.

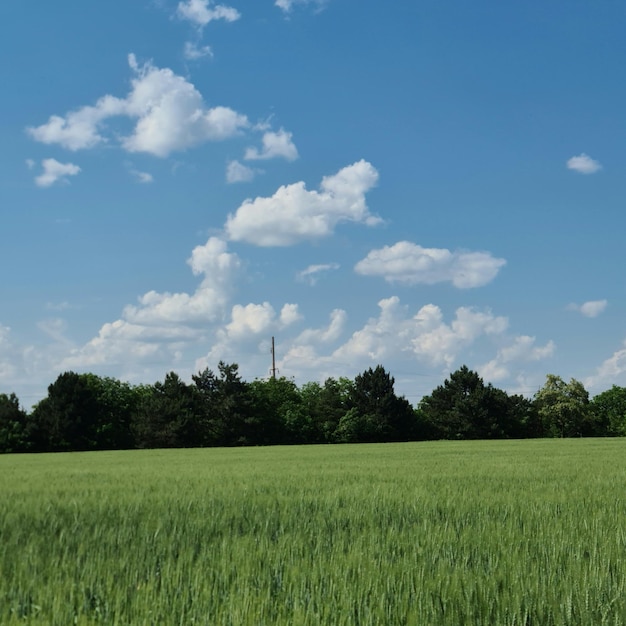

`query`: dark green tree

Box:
[297,378,354,444]
[30,372,102,451]
[193,363,258,446]
[590,385,626,436]
[132,372,202,448]
[82,374,143,449]
[248,377,302,444]
[534,374,592,437]
[419,366,529,440]
[0,393,29,453]
[337,365,415,442]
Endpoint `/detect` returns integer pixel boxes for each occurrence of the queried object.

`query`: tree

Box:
[30,372,102,451]
[133,372,202,449]
[534,374,592,437]
[82,374,142,449]
[193,363,257,446]
[338,365,416,443]
[296,378,355,444]
[589,385,626,436]
[0,393,28,453]
[248,377,302,444]
[419,366,529,440]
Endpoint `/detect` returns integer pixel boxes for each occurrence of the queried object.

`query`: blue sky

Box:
[2,0,626,408]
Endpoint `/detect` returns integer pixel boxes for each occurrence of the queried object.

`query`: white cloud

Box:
[34,158,81,187]
[276,0,328,13]
[280,303,302,326]
[296,263,340,285]
[25,159,35,169]
[479,335,555,382]
[294,309,347,346]
[0,324,16,379]
[567,299,607,318]
[183,41,213,60]
[124,236,240,326]
[45,301,71,311]
[276,299,510,391]
[226,159,257,183]
[27,55,249,157]
[37,318,74,346]
[225,303,275,340]
[244,128,298,161]
[567,153,602,174]
[131,169,154,183]
[199,300,302,368]
[225,159,381,246]
[585,340,626,391]
[177,0,240,27]
[329,298,508,368]
[62,237,241,369]
[354,241,506,288]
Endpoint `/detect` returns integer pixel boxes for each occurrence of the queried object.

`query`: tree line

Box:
[1,364,625,453]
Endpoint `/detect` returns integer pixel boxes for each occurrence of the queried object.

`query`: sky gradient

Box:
[2,0,626,408]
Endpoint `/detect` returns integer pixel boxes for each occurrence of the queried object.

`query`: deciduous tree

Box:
[534,374,591,437]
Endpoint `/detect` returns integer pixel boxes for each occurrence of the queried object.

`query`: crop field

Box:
[1,439,626,625]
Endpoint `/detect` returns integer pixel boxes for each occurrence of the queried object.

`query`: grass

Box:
[1,439,626,624]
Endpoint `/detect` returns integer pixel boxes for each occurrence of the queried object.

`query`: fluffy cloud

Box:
[354,241,506,288]
[278,298,511,390]
[62,237,241,368]
[27,55,249,157]
[198,301,302,369]
[226,160,257,183]
[567,299,607,318]
[303,297,507,368]
[567,153,602,174]
[0,324,16,379]
[183,42,213,60]
[275,0,328,12]
[479,335,555,382]
[244,129,298,161]
[34,158,81,187]
[130,169,154,183]
[294,309,347,346]
[176,0,240,27]
[296,263,340,285]
[224,159,381,246]
[585,340,626,391]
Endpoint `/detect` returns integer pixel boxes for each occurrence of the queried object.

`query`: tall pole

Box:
[271,336,277,379]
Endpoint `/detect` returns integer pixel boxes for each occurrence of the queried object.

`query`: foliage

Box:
[534,374,592,437]
[132,372,202,448]
[3,363,626,454]
[419,366,531,439]
[193,362,259,446]
[341,365,416,442]
[0,393,28,453]
[30,372,103,451]
[590,385,626,436]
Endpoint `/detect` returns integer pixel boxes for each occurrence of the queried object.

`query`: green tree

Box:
[30,372,102,451]
[82,374,142,449]
[193,363,258,446]
[248,377,303,444]
[133,372,202,448]
[0,393,28,453]
[534,374,592,437]
[589,385,626,436]
[297,378,354,444]
[338,365,415,443]
[419,366,529,440]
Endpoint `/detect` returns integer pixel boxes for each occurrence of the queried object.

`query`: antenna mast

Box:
[270,336,278,379]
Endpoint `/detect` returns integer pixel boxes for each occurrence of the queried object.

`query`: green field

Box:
[1,439,626,625]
